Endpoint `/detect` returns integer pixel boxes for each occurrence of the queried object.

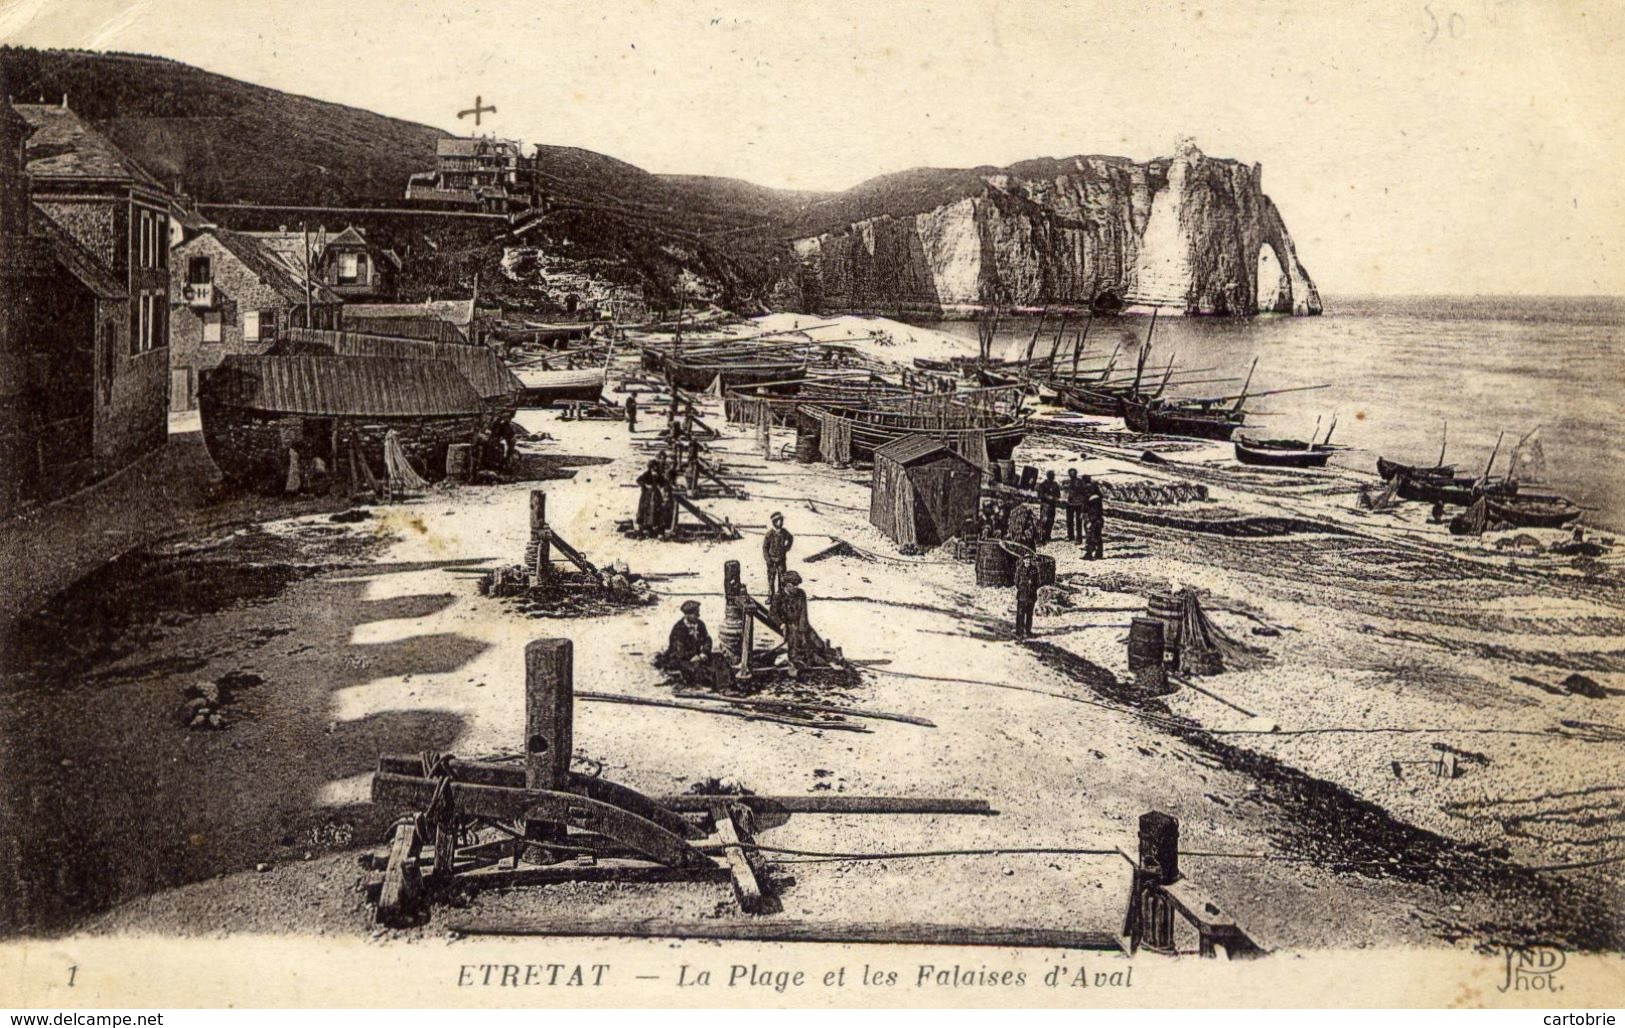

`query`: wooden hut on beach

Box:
[869,437,983,551]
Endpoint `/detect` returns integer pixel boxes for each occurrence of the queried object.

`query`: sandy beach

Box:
[1,314,1621,953]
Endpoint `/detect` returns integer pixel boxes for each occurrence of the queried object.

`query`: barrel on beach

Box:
[445,442,473,480]
[1128,617,1169,694]
[794,431,819,464]
[1146,592,1184,662]
[975,541,1017,587]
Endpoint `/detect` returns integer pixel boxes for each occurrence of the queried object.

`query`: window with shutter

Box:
[202,311,222,343]
[244,310,260,342]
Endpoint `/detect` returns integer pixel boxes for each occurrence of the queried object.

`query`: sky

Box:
[3,0,1622,296]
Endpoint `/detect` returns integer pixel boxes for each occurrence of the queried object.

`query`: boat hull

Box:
[1123,400,1244,441]
[1377,457,1455,481]
[513,367,606,406]
[1233,439,1334,468]
[1486,496,1581,528]
[1395,474,1519,507]
[200,400,485,491]
[667,360,807,392]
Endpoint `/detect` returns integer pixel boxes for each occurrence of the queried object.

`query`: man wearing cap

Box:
[657,599,720,687]
[1082,474,1105,560]
[1013,552,1042,639]
[1063,468,1085,543]
[1036,470,1061,545]
[763,512,794,600]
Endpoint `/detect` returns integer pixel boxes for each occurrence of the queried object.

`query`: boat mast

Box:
[1153,352,1177,398]
[1481,430,1506,483]
[1321,414,1337,446]
[1436,421,1448,467]
[1232,356,1258,413]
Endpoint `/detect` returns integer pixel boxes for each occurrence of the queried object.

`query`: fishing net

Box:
[384,430,430,493]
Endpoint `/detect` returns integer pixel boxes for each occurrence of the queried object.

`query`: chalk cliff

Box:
[788,142,1320,316]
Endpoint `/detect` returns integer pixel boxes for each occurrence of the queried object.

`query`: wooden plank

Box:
[712,805,766,914]
[372,774,715,870]
[571,774,707,841]
[376,820,422,927]
[448,918,1124,952]
[547,531,601,579]
[575,691,871,733]
[373,757,993,815]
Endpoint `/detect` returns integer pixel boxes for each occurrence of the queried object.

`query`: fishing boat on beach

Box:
[1487,493,1583,528]
[1377,457,1457,481]
[665,356,807,392]
[1233,417,1340,468]
[199,354,489,490]
[1378,422,1455,480]
[512,364,607,406]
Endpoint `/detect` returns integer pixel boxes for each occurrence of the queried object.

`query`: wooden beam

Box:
[448,918,1124,951]
[372,774,715,869]
[376,820,423,927]
[374,757,994,815]
[712,805,766,913]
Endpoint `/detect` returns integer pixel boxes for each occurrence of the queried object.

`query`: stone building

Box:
[246,225,400,302]
[405,136,537,212]
[167,228,343,411]
[1,100,171,514]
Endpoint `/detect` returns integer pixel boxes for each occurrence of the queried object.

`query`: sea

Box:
[910,295,1625,529]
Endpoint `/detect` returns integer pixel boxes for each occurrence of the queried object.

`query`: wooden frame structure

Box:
[365,637,988,927]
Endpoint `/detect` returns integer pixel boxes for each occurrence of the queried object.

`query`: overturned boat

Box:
[511,364,607,406]
[199,354,488,490]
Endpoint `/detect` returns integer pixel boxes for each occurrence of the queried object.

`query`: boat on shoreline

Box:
[512,365,607,406]
[795,402,1027,463]
[1234,436,1336,468]
[199,354,488,490]
[1377,457,1457,481]
[1487,493,1582,528]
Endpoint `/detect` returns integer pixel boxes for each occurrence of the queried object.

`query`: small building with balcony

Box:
[167,227,342,411]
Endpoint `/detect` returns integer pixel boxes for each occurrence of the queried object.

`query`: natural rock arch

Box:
[1256,243,1290,313]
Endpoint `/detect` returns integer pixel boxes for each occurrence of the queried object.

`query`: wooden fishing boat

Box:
[276,328,522,413]
[1376,457,1456,481]
[1486,493,1582,528]
[1122,397,1245,440]
[797,402,1026,463]
[199,355,487,490]
[1233,436,1336,468]
[1054,382,1131,417]
[666,357,807,392]
[512,365,607,406]
[1395,473,1519,506]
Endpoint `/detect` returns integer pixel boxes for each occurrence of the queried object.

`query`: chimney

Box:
[60,94,68,109]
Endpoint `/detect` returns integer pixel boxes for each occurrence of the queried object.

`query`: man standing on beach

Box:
[1064,468,1085,542]
[1082,475,1105,559]
[1037,470,1061,545]
[625,392,638,432]
[763,512,793,599]
[1014,553,1042,639]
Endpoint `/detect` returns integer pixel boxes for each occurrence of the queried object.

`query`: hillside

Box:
[1,47,1319,316]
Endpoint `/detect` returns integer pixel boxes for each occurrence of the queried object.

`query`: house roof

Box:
[207,229,342,306]
[169,202,214,231]
[14,104,162,189]
[29,211,128,298]
[205,354,484,417]
[874,435,982,468]
[345,299,476,327]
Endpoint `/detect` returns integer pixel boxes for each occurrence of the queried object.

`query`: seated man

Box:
[654,600,730,689]
[777,570,836,674]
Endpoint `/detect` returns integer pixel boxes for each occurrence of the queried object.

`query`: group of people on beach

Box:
[655,511,834,689]
[978,467,1105,559]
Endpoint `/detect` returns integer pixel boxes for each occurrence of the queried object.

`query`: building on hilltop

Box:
[1,99,172,515]
[167,227,344,411]
[405,136,539,213]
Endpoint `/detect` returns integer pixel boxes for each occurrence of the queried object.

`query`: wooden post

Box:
[1131,811,1179,954]
[529,490,552,584]
[735,597,755,682]
[523,639,573,854]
